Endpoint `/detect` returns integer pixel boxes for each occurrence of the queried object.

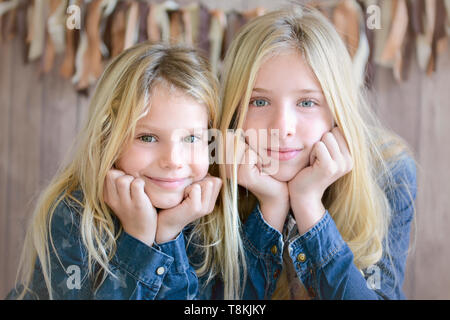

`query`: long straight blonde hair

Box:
[219,6,415,299]
[15,42,243,299]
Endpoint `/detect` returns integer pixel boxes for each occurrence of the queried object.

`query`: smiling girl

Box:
[220,6,417,299]
[8,42,236,299]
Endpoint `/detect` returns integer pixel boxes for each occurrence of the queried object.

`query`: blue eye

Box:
[250,99,269,107]
[184,135,199,143]
[139,135,157,143]
[299,100,316,108]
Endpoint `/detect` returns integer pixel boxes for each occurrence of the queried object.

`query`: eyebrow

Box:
[252,87,323,95]
[135,124,207,131]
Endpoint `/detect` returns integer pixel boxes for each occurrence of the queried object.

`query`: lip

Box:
[266,148,302,161]
[146,176,189,190]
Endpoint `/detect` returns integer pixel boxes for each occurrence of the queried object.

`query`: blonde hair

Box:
[219,6,415,299]
[15,42,242,299]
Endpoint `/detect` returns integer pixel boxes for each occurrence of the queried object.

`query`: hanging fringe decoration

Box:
[0,0,449,94]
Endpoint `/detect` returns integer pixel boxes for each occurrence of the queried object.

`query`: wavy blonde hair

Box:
[15,42,243,299]
[219,6,415,299]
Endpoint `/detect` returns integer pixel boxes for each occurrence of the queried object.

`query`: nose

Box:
[159,143,184,170]
[270,102,297,140]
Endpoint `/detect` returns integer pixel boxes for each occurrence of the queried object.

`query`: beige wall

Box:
[1,0,450,299]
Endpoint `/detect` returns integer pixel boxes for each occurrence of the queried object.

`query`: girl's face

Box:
[243,49,334,182]
[116,82,210,209]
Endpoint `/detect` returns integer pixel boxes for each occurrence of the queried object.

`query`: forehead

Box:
[254,49,322,92]
[136,82,208,129]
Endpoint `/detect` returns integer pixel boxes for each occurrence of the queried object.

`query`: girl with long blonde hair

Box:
[8,42,244,299]
[219,5,416,299]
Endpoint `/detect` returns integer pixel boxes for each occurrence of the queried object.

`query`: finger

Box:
[237,144,257,187]
[331,127,352,159]
[309,143,317,166]
[256,147,276,175]
[245,143,261,168]
[199,179,214,212]
[202,177,222,214]
[321,131,342,161]
[208,177,222,213]
[183,183,194,199]
[115,175,134,205]
[244,135,271,169]
[225,131,246,178]
[109,168,127,178]
[103,173,113,203]
[188,183,202,211]
[105,169,126,198]
[130,178,150,205]
[331,127,353,173]
[312,141,333,168]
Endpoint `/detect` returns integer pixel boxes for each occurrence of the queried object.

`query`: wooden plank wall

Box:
[372,47,450,299]
[0,38,91,298]
[1,38,450,300]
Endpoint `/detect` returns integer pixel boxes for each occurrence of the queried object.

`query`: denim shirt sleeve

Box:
[240,204,284,299]
[287,155,417,300]
[7,194,197,300]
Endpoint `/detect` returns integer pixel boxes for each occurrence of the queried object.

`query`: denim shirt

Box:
[6,189,199,300]
[239,154,417,299]
[7,154,416,300]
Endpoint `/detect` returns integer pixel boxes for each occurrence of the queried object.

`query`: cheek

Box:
[299,119,332,146]
[190,143,210,176]
[191,157,210,181]
[115,145,154,176]
[243,114,267,150]
[243,111,266,132]
[188,144,210,180]
[115,148,135,174]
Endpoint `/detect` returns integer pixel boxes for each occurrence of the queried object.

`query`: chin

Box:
[268,163,306,182]
[269,170,297,182]
[147,190,184,210]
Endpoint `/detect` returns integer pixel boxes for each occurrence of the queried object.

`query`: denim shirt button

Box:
[270,245,278,255]
[273,269,280,279]
[156,266,165,275]
[297,253,306,262]
[308,287,316,298]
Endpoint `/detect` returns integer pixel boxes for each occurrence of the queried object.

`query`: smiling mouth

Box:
[146,177,189,190]
[266,148,302,161]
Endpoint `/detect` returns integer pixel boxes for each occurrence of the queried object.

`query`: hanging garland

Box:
[0,0,449,94]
